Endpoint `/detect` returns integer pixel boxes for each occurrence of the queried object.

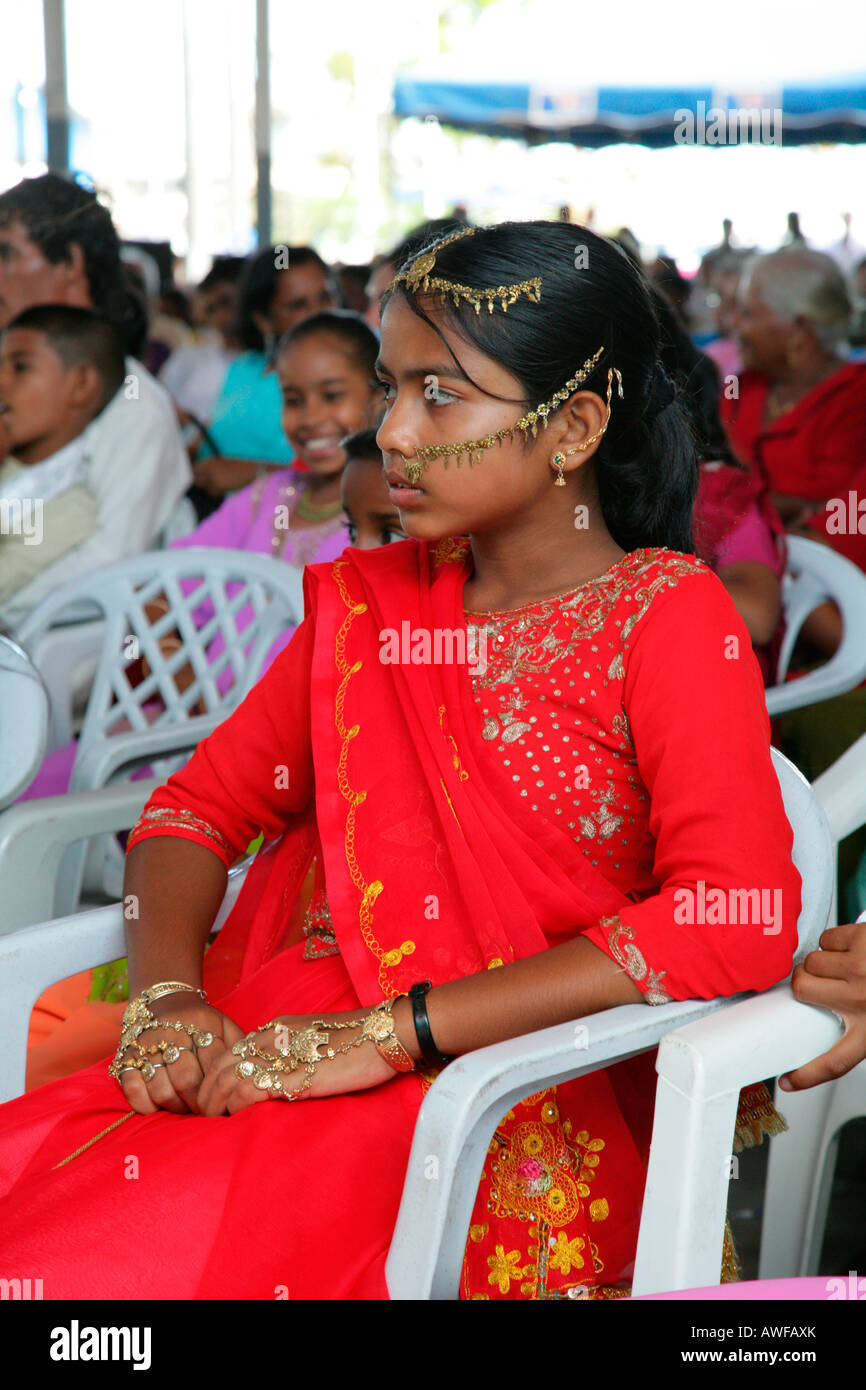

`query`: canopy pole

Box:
[42,0,69,174]
[255,0,272,246]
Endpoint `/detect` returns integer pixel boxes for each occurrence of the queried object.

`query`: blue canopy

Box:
[393,73,866,147]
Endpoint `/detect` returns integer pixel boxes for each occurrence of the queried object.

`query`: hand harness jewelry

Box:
[109,984,214,1082]
[231,998,415,1101]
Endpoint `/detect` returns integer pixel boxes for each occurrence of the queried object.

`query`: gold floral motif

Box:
[590,1198,610,1222]
[548,1232,586,1276]
[487,1245,526,1295]
[601,913,673,1004]
[430,535,471,570]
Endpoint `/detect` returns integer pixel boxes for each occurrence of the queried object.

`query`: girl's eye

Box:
[373,378,395,401]
[346,523,358,544]
[426,384,459,406]
[382,528,406,545]
[323,390,347,403]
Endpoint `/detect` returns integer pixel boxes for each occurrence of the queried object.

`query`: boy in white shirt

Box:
[0,305,124,619]
[0,174,192,627]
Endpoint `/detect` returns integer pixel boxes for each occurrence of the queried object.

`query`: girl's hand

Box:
[779,923,866,1091]
[196,1010,403,1117]
[118,996,246,1116]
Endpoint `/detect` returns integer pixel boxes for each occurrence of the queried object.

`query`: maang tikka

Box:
[388,232,623,487]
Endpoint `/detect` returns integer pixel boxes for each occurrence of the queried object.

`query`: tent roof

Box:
[393,0,866,147]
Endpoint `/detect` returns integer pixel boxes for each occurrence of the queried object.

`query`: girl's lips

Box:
[301,437,342,460]
[388,485,426,506]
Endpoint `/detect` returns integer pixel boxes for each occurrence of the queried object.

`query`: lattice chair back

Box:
[17,548,305,791]
[0,635,49,810]
[766,535,866,717]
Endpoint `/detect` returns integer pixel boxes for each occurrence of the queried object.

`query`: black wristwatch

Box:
[408,980,454,1068]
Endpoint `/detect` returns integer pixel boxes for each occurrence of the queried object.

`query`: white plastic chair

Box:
[757,727,866,1280]
[765,535,866,717]
[0,634,161,933]
[11,548,304,915]
[13,610,105,749]
[0,635,48,808]
[0,748,834,1299]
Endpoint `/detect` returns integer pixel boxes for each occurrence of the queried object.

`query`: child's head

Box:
[0,304,125,464]
[340,428,407,549]
[376,221,698,553]
[275,310,382,481]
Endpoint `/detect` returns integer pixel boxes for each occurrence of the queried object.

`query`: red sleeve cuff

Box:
[126,807,237,869]
[586,914,674,1005]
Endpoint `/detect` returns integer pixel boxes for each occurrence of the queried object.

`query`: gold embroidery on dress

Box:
[438,705,469,781]
[301,890,341,960]
[332,560,415,990]
[127,806,236,862]
[734,1083,788,1151]
[430,535,471,570]
[465,550,704,693]
[578,781,624,842]
[600,913,673,1005]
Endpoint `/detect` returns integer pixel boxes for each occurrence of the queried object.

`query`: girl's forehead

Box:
[276,337,360,383]
[378,295,523,394]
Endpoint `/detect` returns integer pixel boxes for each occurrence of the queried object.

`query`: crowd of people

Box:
[1,171,866,1301]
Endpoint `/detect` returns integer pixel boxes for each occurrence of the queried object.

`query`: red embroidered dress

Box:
[0,542,799,1300]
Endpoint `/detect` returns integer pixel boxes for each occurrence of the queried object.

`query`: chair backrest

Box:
[766,536,866,717]
[771,746,834,958]
[16,547,305,791]
[0,635,49,809]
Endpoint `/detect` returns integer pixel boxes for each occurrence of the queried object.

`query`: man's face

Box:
[0,219,79,328]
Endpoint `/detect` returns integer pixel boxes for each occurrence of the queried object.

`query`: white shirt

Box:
[1,359,192,629]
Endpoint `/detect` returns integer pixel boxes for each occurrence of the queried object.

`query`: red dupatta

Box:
[214,536,632,1005]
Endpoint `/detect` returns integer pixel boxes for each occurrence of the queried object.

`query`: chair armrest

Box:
[71,717,223,792]
[654,986,842,1100]
[0,779,160,932]
[385,991,743,1300]
[630,986,842,1294]
[0,903,126,1102]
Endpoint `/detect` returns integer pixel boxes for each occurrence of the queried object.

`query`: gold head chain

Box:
[390,225,542,315]
[388,228,622,487]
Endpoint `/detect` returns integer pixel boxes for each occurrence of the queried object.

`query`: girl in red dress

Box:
[0,223,803,1299]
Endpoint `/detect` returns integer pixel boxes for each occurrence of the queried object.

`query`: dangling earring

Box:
[551,452,569,486]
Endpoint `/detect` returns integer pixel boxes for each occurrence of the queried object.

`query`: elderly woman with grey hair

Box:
[721,248,866,589]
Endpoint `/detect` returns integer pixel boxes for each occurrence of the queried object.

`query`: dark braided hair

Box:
[383,220,699,554]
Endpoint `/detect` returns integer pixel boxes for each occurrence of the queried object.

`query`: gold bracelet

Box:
[140,981,207,1005]
[361,1000,416,1073]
